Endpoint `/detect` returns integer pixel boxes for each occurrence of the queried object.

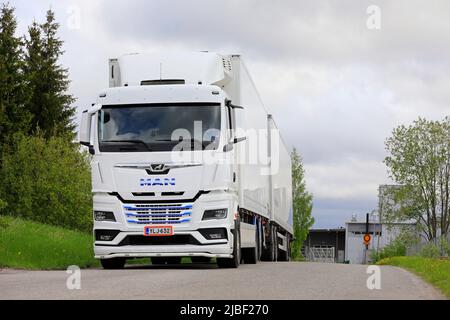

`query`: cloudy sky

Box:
[11,0,450,228]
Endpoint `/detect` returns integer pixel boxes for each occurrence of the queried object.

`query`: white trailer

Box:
[79,52,293,269]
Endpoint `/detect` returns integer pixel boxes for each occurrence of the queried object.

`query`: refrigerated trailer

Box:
[79,52,293,269]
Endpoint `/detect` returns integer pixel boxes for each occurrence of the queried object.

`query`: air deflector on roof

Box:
[141,79,185,86]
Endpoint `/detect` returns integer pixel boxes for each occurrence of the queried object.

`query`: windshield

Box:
[98,103,221,152]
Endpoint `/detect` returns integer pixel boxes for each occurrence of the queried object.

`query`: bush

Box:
[371,230,421,263]
[371,238,407,262]
[419,243,441,259]
[381,240,407,258]
[0,133,92,232]
[439,238,450,257]
[0,198,6,212]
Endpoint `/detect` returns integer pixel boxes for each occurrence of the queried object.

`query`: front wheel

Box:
[217,227,240,268]
[100,258,125,269]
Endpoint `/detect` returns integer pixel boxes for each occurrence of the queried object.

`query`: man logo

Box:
[140,178,176,187]
[150,164,166,172]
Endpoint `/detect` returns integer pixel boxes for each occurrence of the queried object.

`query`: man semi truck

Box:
[79,52,293,269]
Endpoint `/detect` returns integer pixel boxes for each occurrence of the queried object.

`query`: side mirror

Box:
[223,136,246,152]
[225,99,244,110]
[79,110,91,146]
[233,137,246,144]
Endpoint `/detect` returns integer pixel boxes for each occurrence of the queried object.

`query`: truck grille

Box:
[123,203,192,224]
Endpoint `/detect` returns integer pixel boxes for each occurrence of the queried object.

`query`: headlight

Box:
[94,211,116,222]
[202,208,228,220]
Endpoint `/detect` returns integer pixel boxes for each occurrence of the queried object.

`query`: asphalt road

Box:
[0,261,444,300]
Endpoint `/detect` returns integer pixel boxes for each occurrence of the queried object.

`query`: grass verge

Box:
[0,216,213,270]
[0,215,99,270]
[377,256,450,299]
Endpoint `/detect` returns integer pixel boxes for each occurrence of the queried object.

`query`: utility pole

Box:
[363,213,371,264]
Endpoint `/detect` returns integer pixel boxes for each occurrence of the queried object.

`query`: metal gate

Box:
[308,246,335,263]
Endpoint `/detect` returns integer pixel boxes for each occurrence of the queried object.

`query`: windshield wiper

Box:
[155,138,208,150]
[102,139,152,151]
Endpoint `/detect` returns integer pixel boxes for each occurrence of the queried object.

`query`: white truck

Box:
[79,52,293,269]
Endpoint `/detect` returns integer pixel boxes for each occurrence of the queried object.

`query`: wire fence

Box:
[307,247,335,263]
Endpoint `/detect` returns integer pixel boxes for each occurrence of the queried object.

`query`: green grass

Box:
[378,256,450,299]
[0,215,99,270]
[0,216,215,270]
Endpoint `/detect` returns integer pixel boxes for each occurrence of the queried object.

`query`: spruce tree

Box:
[25,9,76,139]
[0,3,31,154]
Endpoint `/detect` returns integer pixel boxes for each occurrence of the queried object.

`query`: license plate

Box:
[143,225,173,237]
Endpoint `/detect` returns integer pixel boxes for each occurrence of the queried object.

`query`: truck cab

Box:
[79,52,293,269]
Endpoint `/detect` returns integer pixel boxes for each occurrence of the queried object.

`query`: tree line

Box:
[0,4,75,146]
[0,3,91,232]
[0,4,75,148]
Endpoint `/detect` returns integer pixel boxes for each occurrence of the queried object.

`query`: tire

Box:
[191,257,212,264]
[217,225,241,268]
[242,226,258,264]
[100,258,125,269]
[261,224,275,262]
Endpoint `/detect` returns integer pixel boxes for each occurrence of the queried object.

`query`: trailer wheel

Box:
[261,224,276,261]
[217,225,240,268]
[100,258,125,269]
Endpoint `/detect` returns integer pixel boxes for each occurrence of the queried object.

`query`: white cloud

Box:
[305,157,390,200]
[11,0,450,228]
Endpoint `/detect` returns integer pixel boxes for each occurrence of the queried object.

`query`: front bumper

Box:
[93,191,236,259]
[95,243,232,259]
[94,229,233,259]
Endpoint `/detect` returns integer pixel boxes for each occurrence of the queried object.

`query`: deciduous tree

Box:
[291,148,314,260]
[384,117,450,244]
